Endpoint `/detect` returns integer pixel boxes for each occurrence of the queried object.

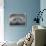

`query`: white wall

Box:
[40,0,46,45]
[40,0,46,27]
[0,0,4,42]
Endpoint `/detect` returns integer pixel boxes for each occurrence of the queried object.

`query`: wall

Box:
[4,0,40,42]
[40,0,46,45]
[40,0,46,27]
[0,0,4,42]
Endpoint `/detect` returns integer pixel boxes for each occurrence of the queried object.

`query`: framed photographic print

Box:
[9,13,26,26]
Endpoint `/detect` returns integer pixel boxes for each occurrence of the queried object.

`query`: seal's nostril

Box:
[28,38,30,41]
[30,36,31,38]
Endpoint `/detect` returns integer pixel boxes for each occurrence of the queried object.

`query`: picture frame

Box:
[9,13,27,26]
